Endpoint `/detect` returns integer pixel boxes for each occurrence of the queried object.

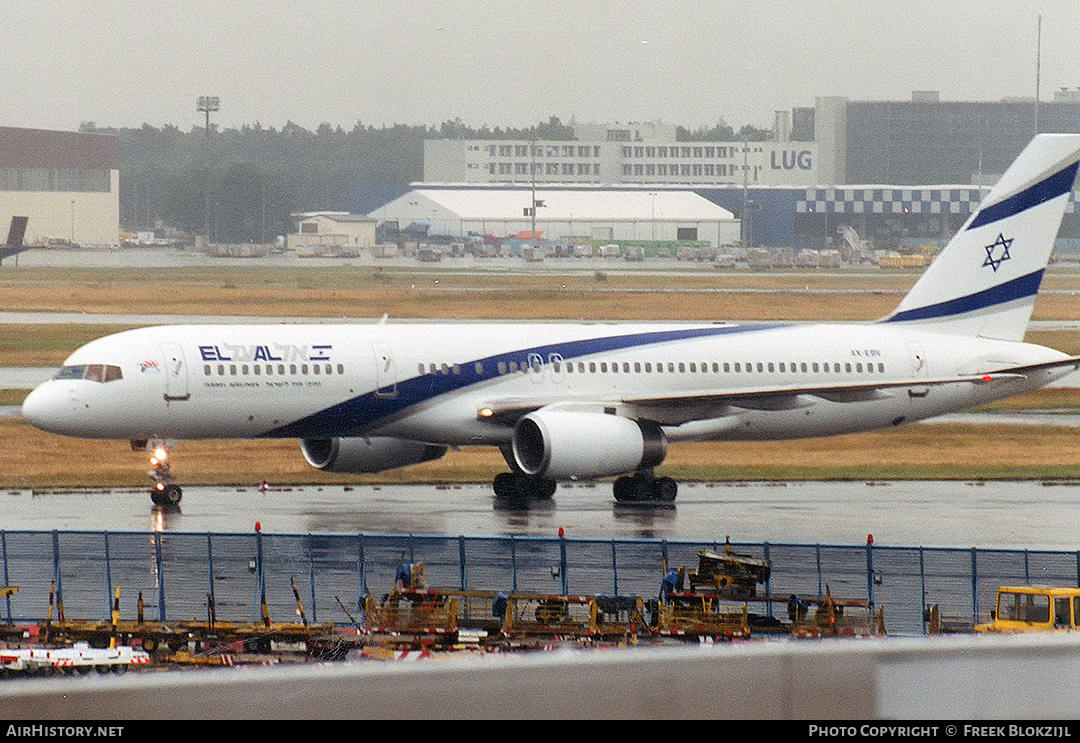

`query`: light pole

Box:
[196,96,220,135]
[196,96,220,242]
[745,199,758,250]
[650,192,656,244]
[741,134,749,251]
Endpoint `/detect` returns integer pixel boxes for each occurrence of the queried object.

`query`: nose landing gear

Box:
[147,444,182,507]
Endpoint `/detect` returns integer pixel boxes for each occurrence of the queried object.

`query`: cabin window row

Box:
[417,359,888,377]
[558,361,887,374]
[204,363,345,377]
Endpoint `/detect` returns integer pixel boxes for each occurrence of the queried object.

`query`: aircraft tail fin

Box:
[5,216,26,248]
[882,134,1080,341]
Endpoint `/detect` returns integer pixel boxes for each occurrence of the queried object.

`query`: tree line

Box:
[81,116,769,243]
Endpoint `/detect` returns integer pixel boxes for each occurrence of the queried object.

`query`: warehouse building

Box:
[823,91,1080,185]
[287,212,377,253]
[0,126,120,247]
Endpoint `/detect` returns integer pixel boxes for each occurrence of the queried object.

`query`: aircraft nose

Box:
[21,383,72,434]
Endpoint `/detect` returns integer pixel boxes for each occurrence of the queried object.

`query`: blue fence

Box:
[1,530,1077,636]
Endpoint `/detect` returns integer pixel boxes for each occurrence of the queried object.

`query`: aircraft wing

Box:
[619,374,1016,423]
[622,357,1080,425]
[477,359,1080,428]
[991,355,1080,377]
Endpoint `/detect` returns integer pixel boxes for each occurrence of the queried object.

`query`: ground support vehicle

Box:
[362,586,648,648]
[364,590,460,644]
[685,546,771,595]
[654,545,884,640]
[652,587,884,640]
[784,591,886,638]
[975,585,1080,633]
[40,618,335,656]
[653,592,753,639]
[498,593,646,642]
[0,642,149,676]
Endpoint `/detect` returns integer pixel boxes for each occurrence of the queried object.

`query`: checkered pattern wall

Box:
[797,187,1079,215]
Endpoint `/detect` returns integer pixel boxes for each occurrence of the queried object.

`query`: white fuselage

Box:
[20,320,1071,446]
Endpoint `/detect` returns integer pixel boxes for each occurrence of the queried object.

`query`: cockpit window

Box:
[53,364,123,383]
[53,365,87,381]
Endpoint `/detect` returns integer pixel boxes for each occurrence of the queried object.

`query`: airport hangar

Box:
[0,126,120,248]
[373,185,741,249]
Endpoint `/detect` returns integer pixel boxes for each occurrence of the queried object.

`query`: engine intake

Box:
[512,410,666,480]
[301,437,447,474]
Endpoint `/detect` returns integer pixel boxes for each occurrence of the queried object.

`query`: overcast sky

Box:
[5,0,1080,133]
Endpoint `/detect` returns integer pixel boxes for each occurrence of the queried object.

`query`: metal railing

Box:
[0,529,1076,636]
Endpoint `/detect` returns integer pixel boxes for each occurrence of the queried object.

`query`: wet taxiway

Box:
[4,479,1080,550]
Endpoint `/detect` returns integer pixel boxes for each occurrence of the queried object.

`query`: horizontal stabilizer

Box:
[5,216,26,248]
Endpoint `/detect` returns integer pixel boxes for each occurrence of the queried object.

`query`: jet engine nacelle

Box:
[301,436,447,474]
[512,410,667,480]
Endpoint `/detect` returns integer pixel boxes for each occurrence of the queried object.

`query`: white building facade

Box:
[424,121,818,188]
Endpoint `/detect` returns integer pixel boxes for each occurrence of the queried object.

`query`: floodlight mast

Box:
[196,95,220,134]
[196,96,220,241]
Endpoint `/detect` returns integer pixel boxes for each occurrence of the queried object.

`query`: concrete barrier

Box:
[3,634,1080,719]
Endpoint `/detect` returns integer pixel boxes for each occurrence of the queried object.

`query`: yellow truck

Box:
[975,586,1080,633]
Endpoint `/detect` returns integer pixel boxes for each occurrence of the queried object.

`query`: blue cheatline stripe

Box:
[967,161,1079,230]
[262,323,784,438]
[883,269,1043,324]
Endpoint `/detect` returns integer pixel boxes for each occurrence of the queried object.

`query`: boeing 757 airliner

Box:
[21,135,1080,506]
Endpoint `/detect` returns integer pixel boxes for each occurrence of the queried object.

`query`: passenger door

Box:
[161,343,190,401]
[373,342,398,398]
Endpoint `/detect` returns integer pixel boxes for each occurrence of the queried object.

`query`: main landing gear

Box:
[491,469,678,505]
[613,469,677,504]
[492,472,557,503]
[145,443,182,507]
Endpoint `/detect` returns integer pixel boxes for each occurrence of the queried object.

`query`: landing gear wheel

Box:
[535,477,557,499]
[162,484,182,506]
[613,472,678,503]
[492,473,557,504]
[655,477,678,502]
[493,472,518,499]
[631,472,655,501]
[151,483,183,506]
